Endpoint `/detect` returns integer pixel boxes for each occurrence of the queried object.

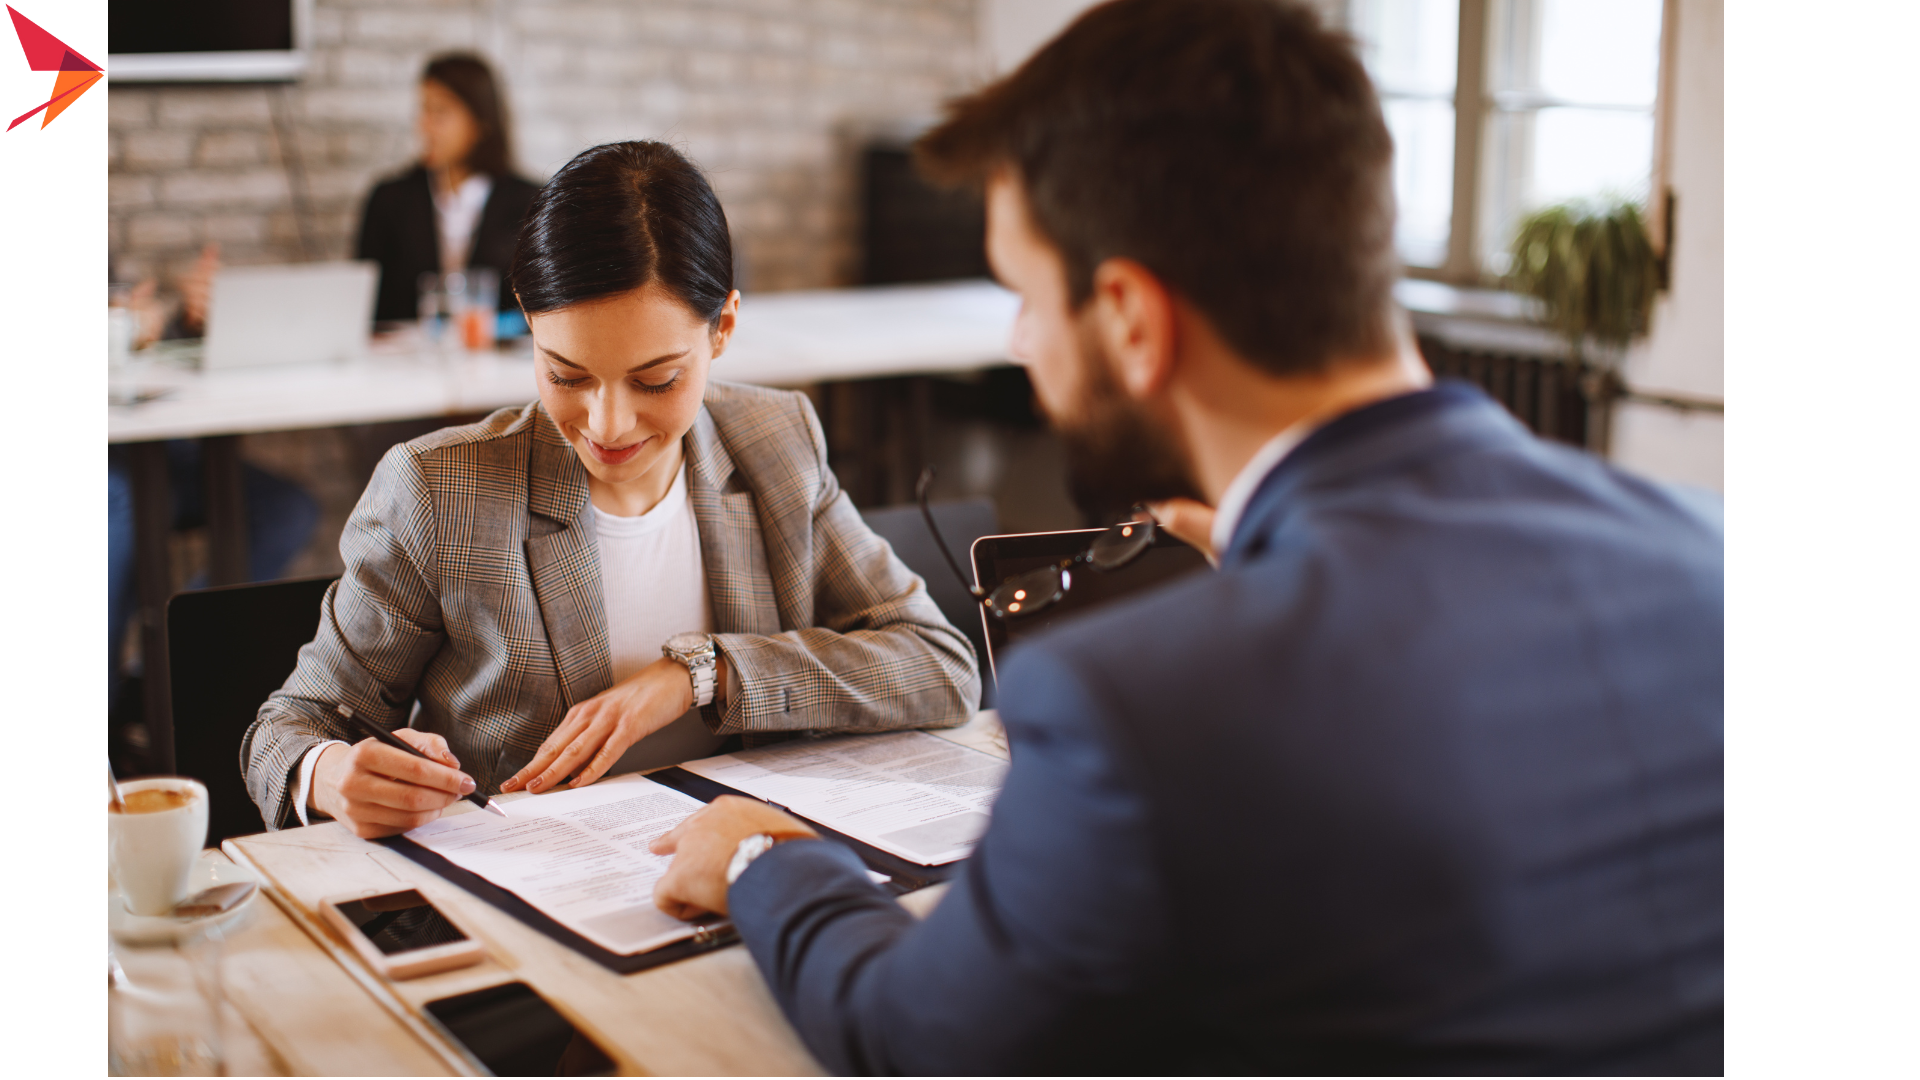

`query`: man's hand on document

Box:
[650,796,819,918]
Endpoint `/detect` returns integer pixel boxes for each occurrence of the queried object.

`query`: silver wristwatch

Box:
[662,632,718,708]
[727,832,780,886]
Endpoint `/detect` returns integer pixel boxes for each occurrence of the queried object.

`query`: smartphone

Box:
[319,888,486,980]
[422,981,619,1077]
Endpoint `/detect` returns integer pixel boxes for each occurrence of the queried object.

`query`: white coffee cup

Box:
[110,777,209,916]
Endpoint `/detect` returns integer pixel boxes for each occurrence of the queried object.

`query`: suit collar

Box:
[685,387,737,492]
[1222,381,1525,565]
[526,403,591,527]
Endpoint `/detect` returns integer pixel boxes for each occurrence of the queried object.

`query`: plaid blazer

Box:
[242,381,981,829]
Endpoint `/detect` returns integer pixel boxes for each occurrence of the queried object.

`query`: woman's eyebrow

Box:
[539,347,690,372]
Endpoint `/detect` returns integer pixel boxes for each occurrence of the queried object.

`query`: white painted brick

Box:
[334,47,424,88]
[160,170,291,209]
[299,87,412,124]
[350,9,480,47]
[196,131,270,167]
[108,90,155,130]
[203,214,268,246]
[110,175,156,209]
[127,213,199,252]
[123,130,195,170]
[113,0,985,294]
[156,90,272,128]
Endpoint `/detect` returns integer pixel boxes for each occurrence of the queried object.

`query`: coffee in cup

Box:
[109,777,209,916]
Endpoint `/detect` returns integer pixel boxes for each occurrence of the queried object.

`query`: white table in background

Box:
[109,281,1018,770]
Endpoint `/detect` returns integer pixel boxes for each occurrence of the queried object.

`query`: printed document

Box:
[679,731,1008,866]
[406,774,708,956]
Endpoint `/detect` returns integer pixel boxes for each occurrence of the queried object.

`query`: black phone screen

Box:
[423,982,618,1077]
[329,889,469,957]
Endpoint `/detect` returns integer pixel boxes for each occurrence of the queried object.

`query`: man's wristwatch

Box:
[662,632,718,708]
[727,833,780,886]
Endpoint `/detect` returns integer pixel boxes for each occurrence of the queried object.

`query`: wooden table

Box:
[208,712,1007,1075]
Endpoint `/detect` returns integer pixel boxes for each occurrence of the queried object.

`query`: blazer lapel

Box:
[685,399,782,635]
[523,407,613,707]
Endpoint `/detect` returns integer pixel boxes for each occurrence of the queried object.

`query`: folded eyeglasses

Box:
[915,467,1159,620]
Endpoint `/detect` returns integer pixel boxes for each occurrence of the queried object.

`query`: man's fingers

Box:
[1146,497,1218,560]
[648,812,695,855]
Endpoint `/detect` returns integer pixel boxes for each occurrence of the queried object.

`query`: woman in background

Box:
[356,52,539,325]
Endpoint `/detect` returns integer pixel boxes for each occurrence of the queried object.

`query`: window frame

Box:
[1368,0,1675,288]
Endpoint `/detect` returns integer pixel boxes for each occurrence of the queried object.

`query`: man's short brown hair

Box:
[917,0,1398,376]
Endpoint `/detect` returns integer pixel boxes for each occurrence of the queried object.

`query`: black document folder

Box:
[379,767,961,975]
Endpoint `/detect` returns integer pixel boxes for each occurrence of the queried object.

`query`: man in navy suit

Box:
[651,0,1723,1073]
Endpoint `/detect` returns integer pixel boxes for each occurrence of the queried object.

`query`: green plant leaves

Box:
[1505,197,1658,361]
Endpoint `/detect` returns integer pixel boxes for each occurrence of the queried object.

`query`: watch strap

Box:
[726,832,779,886]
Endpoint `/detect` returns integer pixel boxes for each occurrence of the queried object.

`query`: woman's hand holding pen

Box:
[311,729,475,839]
[501,655,728,796]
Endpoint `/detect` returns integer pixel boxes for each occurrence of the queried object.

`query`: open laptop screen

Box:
[969,528,1210,684]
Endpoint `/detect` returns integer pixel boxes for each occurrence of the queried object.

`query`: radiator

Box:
[1415,334,1619,453]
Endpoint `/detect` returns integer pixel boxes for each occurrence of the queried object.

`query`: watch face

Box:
[666,632,714,658]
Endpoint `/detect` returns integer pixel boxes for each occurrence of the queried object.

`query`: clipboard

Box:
[376,767,963,975]
[374,834,738,975]
[645,767,964,891]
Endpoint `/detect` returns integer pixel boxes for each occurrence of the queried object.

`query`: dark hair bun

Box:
[511,141,734,323]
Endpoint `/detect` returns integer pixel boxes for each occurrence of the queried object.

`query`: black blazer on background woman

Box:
[355,165,540,324]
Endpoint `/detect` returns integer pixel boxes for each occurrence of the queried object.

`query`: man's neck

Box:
[1170,332,1432,506]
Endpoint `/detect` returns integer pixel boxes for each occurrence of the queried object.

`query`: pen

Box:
[336,704,508,818]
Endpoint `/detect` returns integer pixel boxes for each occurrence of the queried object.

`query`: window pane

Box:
[1529,107,1655,207]
[1351,0,1459,96]
[1536,0,1661,106]
[1350,0,1461,269]
[1480,0,1664,272]
[1384,98,1456,269]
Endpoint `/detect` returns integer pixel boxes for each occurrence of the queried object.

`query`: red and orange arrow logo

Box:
[7,6,100,131]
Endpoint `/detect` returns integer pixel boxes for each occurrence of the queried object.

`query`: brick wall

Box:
[109,0,982,303]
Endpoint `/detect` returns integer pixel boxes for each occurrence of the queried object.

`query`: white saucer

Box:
[109,851,260,946]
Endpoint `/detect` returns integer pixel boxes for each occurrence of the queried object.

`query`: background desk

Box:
[215,711,1006,1075]
[110,281,1018,769]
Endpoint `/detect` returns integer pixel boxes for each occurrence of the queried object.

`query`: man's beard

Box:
[1048,330,1203,523]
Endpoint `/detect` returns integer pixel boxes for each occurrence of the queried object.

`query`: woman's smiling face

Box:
[528,283,740,514]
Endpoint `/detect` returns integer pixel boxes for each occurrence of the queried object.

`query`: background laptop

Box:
[969,527,1210,691]
[203,261,379,370]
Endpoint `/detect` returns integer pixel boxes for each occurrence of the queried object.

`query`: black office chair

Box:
[862,498,1000,708]
[167,574,339,846]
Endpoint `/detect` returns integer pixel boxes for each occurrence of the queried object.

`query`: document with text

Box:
[679,730,1009,866]
[405,775,709,956]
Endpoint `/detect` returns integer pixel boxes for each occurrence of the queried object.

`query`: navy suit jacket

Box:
[730,383,1723,1075]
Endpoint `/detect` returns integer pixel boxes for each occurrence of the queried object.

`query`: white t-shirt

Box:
[589,464,727,772]
[592,463,711,682]
[433,172,493,272]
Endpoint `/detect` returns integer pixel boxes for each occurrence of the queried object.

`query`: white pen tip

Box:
[485,799,509,818]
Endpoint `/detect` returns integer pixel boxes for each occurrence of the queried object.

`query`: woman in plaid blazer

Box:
[243,142,981,835]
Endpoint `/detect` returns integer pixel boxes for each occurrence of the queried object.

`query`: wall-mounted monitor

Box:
[107,0,312,82]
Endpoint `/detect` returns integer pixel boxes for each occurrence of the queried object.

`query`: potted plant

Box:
[1505,197,1662,452]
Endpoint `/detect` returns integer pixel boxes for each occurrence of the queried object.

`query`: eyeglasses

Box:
[915,467,1159,621]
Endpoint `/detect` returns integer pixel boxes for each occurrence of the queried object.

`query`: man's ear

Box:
[1087,258,1177,399]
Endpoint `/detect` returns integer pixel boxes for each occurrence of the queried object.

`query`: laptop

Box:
[203,261,379,370]
[969,526,1211,690]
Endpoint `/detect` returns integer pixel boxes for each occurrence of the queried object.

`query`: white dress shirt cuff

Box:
[294,740,348,827]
